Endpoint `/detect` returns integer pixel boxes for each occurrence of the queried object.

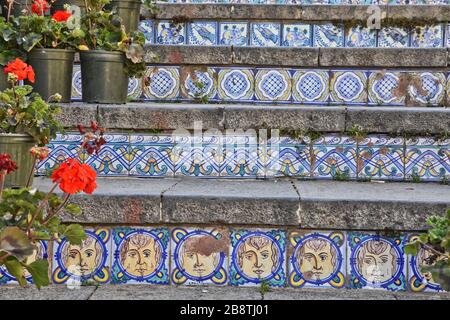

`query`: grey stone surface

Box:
[98,103,225,130]
[145,45,232,65]
[387,5,450,21]
[55,103,98,129]
[0,285,96,300]
[224,105,346,131]
[161,179,301,226]
[319,48,448,68]
[346,107,450,135]
[233,47,318,67]
[301,4,388,21]
[295,180,450,230]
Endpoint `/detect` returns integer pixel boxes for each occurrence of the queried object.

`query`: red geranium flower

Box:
[51,158,97,195]
[4,58,35,83]
[52,10,71,22]
[31,0,49,16]
[0,154,18,175]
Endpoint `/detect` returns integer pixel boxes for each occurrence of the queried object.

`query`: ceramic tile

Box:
[138,20,154,45]
[288,231,346,289]
[217,68,254,101]
[156,21,186,45]
[313,24,344,48]
[404,137,450,182]
[84,134,130,176]
[411,25,443,48]
[143,66,180,100]
[218,22,248,46]
[345,26,377,47]
[407,72,446,106]
[311,136,358,179]
[255,68,292,102]
[230,229,286,287]
[368,71,405,106]
[188,21,218,45]
[357,136,404,180]
[282,24,312,47]
[250,23,281,47]
[292,70,329,104]
[446,24,450,48]
[407,234,446,292]
[221,134,262,178]
[171,227,229,285]
[0,241,48,285]
[52,228,111,285]
[180,67,217,100]
[378,27,409,48]
[127,77,143,100]
[112,227,170,284]
[71,64,82,101]
[347,232,406,291]
[330,71,367,105]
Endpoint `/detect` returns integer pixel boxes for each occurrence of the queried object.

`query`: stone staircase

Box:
[1,2,450,299]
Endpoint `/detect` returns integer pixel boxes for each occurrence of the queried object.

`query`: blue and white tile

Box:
[219,22,248,46]
[345,26,376,47]
[368,71,404,106]
[313,24,344,48]
[255,68,291,102]
[138,20,154,45]
[411,25,443,48]
[180,67,217,100]
[250,23,281,47]
[112,227,170,285]
[282,24,312,47]
[217,68,254,101]
[188,21,218,45]
[348,232,406,291]
[156,21,186,45]
[358,136,404,180]
[446,24,450,48]
[52,228,111,285]
[407,72,446,106]
[71,64,82,101]
[230,229,286,287]
[84,134,130,176]
[143,66,180,100]
[128,77,143,100]
[221,135,262,178]
[292,70,329,104]
[171,227,229,285]
[289,231,346,289]
[330,71,367,105]
[311,136,358,179]
[404,137,450,182]
[378,27,409,48]
[129,134,175,177]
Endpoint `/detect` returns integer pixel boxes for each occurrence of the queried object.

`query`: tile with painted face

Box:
[52,228,111,285]
[112,227,169,284]
[0,241,48,284]
[172,228,228,285]
[289,231,346,289]
[230,229,286,287]
[348,232,406,291]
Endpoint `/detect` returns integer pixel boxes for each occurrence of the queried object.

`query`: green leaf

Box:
[61,224,86,245]
[0,227,36,261]
[404,242,420,256]
[65,204,82,216]
[23,259,49,289]
[4,257,27,286]
[421,260,450,291]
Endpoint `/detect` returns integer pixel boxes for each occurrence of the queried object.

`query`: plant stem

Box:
[421,242,449,259]
[26,155,37,188]
[42,193,71,225]
[0,252,12,264]
[0,171,5,203]
[26,182,58,233]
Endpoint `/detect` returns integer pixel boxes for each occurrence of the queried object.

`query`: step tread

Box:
[33,177,450,230]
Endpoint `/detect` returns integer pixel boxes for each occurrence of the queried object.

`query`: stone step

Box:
[57,102,450,135]
[34,177,450,230]
[1,284,449,300]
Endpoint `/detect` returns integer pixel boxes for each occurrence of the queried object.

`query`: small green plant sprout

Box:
[259,279,270,298]
[411,172,421,183]
[405,210,450,291]
[348,124,367,141]
[332,170,350,181]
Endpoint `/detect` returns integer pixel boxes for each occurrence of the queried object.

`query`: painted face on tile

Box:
[62,235,102,276]
[120,234,161,277]
[298,238,336,281]
[357,240,397,283]
[238,236,279,280]
[417,247,444,284]
[179,235,220,278]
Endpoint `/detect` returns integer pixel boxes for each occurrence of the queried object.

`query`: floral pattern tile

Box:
[411,25,443,48]
[292,70,329,104]
[368,71,404,106]
[156,21,186,45]
[330,71,367,105]
[282,24,312,47]
[180,67,217,100]
[217,68,254,101]
[255,68,292,102]
[345,26,377,48]
[219,22,248,46]
[407,72,446,106]
[143,66,180,100]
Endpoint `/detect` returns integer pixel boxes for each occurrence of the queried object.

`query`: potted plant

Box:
[0,17,25,91]
[0,58,62,187]
[78,0,146,104]
[11,2,84,102]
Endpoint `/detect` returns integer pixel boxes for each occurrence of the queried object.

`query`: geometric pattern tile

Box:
[330,71,367,105]
[368,71,404,106]
[255,68,292,102]
[292,70,329,104]
[217,68,254,101]
[407,72,446,106]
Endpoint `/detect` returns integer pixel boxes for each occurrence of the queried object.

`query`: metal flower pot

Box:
[80,50,128,104]
[0,0,30,18]
[0,71,8,91]
[50,0,86,15]
[0,133,36,188]
[26,48,75,103]
[107,0,141,32]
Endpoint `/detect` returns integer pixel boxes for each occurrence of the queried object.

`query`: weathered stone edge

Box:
[56,103,450,135]
[146,4,450,22]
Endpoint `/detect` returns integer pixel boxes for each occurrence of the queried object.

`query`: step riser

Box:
[0,226,445,293]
